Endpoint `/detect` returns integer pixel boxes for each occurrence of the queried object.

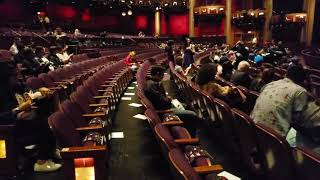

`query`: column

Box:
[189,0,195,37]
[154,10,161,36]
[263,0,273,42]
[225,0,233,45]
[301,0,316,46]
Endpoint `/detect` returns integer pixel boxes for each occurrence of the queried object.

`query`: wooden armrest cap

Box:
[194,165,223,174]
[162,121,183,126]
[174,138,199,144]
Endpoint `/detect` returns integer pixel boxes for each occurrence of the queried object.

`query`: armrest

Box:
[174,138,199,145]
[76,125,104,134]
[76,125,103,132]
[82,113,106,117]
[101,84,113,88]
[98,89,112,92]
[193,165,223,174]
[54,81,68,84]
[93,96,110,99]
[89,103,108,107]
[61,145,107,159]
[161,121,183,126]
[48,87,62,90]
[156,109,174,114]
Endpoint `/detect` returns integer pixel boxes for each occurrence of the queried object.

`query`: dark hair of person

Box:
[195,63,217,86]
[35,46,44,57]
[175,56,183,66]
[200,57,212,65]
[286,64,306,84]
[261,68,275,84]
[150,65,165,77]
[148,58,156,65]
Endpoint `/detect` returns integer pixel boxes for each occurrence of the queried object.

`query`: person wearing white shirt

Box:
[9,37,21,55]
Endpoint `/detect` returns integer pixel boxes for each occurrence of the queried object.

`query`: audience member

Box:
[34,46,54,71]
[48,46,64,68]
[144,65,200,136]
[56,46,73,64]
[250,67,275,92]
[10,37,21,56]
[230,61,252,88]
[175,56,191,77]
[182,46,195,68]
[196,63,245,106]
[251,64,308,137]
[287,99,320,155]
[0,61,61,172]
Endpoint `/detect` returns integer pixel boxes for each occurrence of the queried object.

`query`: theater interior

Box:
[0,0,320,180]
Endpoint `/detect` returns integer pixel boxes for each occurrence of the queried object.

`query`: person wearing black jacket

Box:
[144,65,200,136]
[0,61,61,172]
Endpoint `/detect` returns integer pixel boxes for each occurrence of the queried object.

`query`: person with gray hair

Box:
[230,61,252,88]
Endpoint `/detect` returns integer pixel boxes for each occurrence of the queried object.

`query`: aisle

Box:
[107,82,172,180]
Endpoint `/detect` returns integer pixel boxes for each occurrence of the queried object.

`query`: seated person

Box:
[174,56,191,77]
[251,64,308,137]
[53,27,66,40]
[144,65,200,136]
[286,99,320,155]
[48,46,64,68]
[56,46,73,64]
[250,67,275,92]
[124,51,136,66]
[34,46,55,71]
[230,61,252,88]
[196,63,246,107]
[0,61,61,172]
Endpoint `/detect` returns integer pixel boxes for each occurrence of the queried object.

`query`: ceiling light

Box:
[164,3,168,6]
[156,7,159,11]
[173,1,178,6]
[122,12,126,16]
[138,1,143,4]
[127,10,132,16]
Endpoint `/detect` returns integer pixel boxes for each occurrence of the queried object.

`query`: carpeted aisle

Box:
[107,82,172,180]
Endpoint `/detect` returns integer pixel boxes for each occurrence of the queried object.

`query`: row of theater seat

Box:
[46,51,166,180]
[136,57,226,180]
[169,60,320,180]
[0,48,164,178]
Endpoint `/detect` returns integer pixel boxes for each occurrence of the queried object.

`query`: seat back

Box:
[254,123,295,180]
[48,111,82,147]
[231,108,262,174]
[168,149,201,180]
[26,77,44,90]
[292,147,320,180]
[154,124,179,156]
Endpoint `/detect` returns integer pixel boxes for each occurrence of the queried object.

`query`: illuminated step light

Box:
[0,140,6,159]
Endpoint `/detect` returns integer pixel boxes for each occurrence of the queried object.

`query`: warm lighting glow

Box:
[0,140,6,159]
[122,12,126,16]
[75,167,95,180]
[173,1,177,6]
[127,10,133,16]
[258,12,264,16]
[37,12,41,15]
[219,7,224,11]
[248,31,252,34]
[164,3,168,6]
[250,12,255,16]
